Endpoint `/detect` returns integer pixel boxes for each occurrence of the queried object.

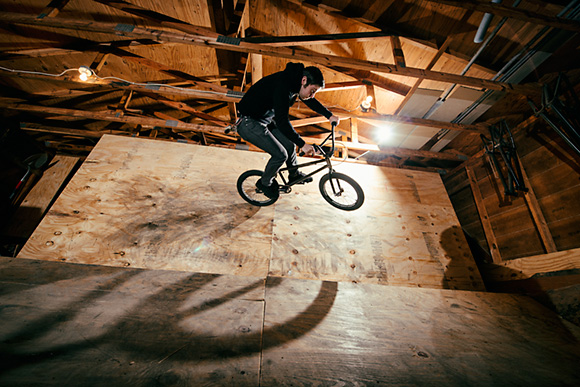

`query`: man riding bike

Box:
[236,62,340,199]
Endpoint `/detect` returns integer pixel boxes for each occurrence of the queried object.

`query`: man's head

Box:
[299,66,325,100]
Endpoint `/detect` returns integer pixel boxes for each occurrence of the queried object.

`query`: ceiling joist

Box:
[0,12,541,95]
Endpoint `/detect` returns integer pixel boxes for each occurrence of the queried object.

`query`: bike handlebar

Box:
[300,121,337,157]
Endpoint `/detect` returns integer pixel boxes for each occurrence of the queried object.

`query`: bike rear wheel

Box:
[319,172,364,211]
[237,170,278,207]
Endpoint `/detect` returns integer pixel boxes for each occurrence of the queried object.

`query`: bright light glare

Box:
[375,126,392,144]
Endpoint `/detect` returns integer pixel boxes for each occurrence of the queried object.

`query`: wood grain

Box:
[18,135,484,290]
[261,276,580,386]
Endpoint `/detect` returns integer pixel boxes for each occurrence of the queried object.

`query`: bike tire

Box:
[237,170,278,207]
[319,172,364,211]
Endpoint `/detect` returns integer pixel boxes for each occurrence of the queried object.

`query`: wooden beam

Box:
[428,0,580,33]
[300,136,466,162]
[350,118,359,143]
[244,31,391,46]
[466,166,502,263]
[319,106,488,134]
[149,97,230,127]
[20,122,123,138]
[0,101,228,135]
[480,247,580,282]
[518,157,557,253]
[2,69,488,137]
[327,67,411,97]
[389,36,406,68]
[320,81,365,91]
[365,84,377,110]
[0,12,541,95]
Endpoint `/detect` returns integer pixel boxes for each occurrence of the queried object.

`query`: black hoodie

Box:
[237,62,332,148]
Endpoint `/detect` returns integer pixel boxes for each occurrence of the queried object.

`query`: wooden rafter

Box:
[1,66,489,138]
[0,100,229,136]
[244,30,392,46]
[300,136,467,162]
[292,105,488,135]
[0,70,241,102]
[0,12,540,95]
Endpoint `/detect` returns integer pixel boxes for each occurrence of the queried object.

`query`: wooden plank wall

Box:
[443,124,580,324]
[17,134,485,291]
[444,125,580,261]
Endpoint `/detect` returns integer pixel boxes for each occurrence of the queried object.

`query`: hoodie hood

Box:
[283,62,305,94]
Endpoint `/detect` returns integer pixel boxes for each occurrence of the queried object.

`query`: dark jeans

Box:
[237,116,297,186]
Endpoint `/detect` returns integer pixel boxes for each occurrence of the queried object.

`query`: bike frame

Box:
[276,122,338,187]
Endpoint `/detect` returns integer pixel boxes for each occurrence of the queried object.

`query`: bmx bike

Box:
[237,122,365,211]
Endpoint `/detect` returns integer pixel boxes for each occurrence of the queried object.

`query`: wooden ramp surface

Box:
[17,135,483,291]
[1,256,579,386]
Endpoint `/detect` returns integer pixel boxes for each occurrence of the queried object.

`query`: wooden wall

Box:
[442,120,580,324]
[444,122,580,261]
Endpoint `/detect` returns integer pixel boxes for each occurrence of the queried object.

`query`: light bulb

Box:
[360,95,373,111]
[78,66,93,82]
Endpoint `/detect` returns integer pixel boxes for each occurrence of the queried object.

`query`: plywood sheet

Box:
[0,256,264,386]
[270,162,484,290]
[18,135,274,277]
[18,135,484,290]
[261,276,580,386]
[2,257,579,386]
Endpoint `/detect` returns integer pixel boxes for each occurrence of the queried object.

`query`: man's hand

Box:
[329,115,340,126]
[300,143,316,156]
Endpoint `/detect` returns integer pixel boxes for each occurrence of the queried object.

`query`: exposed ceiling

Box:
[1,0,579,174]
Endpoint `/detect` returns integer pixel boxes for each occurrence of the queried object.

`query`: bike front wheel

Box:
[319,172,364,211]
[237,170,278,207]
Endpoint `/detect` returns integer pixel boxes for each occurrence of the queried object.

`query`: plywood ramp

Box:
[18,134,483,290]
[1,257,579,386]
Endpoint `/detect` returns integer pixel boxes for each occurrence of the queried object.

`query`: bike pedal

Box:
[279,186,292,194]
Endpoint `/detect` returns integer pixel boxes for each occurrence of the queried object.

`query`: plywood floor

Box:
[1,256,579,386]
[17,135,484,291]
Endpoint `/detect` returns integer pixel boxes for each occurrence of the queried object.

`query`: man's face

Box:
[298,76,321,100]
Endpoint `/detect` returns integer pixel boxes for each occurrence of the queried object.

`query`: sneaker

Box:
[256,179,279,199]
[289,171,313,185]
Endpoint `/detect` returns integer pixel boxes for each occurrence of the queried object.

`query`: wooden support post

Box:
[350,118,359,143]
[251,53,263,85]
[466,166,502,263]
[519,157,557,253]
[365,83,377,113]
[390,35,406,68]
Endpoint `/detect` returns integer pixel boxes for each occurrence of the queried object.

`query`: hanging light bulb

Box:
[360,95,373,112]
[78,66,94,81]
